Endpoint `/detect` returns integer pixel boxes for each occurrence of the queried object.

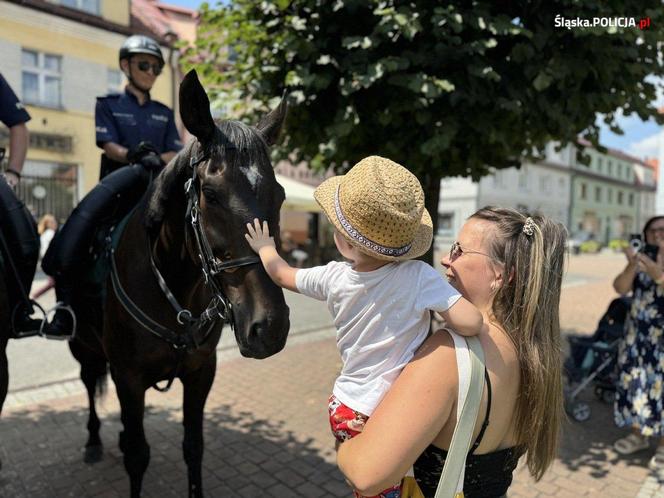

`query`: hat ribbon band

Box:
[334,185,412,257]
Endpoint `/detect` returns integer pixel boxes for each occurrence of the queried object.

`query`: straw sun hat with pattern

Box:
[314,156,433,261]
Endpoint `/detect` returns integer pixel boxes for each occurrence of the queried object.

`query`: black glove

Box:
[139,153,164,172]
[126,141,159,164]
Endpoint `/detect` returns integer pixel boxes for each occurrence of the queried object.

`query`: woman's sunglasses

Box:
[449,241,493,261]
[133,60,162,76]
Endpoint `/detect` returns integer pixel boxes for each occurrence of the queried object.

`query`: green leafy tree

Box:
[185,0,663,261]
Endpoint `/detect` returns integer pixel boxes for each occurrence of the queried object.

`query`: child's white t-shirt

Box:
[295,260,461,416]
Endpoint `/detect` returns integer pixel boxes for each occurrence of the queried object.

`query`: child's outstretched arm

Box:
[245,218,300,293]
[437,296,483,337]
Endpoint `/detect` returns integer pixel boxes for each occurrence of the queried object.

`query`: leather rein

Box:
[109,152,259,391]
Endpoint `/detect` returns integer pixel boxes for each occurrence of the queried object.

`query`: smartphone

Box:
[643,243,659,261]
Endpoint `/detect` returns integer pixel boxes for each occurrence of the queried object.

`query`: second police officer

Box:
[41,35,182,338]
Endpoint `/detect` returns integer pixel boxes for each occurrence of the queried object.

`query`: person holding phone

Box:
[612,216,664,476]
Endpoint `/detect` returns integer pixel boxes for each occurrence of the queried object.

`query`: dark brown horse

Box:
[70,70,291,497]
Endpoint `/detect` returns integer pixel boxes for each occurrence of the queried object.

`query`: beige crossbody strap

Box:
[434,334,485,498]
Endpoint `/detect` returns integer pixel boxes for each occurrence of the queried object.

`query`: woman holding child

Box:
[336,206,567,497]
[246,155,567,497]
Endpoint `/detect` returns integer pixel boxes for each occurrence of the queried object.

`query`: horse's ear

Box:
[256,93,288,146]
[179,70,216,143]
[144,156,187,233]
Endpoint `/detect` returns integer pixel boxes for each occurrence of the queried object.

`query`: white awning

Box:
[276,174,322,212]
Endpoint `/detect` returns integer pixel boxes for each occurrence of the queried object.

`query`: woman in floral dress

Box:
[612,215,664,474]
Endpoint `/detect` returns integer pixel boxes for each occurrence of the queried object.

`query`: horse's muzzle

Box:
[237,309,290,359]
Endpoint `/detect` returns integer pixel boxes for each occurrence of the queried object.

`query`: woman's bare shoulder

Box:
[414,328,456,358]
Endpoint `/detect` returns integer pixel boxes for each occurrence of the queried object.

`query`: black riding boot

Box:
[9,264,43,337]
[40,278,76,340]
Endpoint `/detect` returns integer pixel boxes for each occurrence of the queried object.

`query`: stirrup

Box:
[39,302,77,341]
[11,300,47,339]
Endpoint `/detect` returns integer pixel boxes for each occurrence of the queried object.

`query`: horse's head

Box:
[146,70,290,359]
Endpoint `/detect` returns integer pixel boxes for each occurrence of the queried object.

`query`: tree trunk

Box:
[420,172,441,267]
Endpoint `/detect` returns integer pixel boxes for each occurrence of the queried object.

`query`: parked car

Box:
[568,231,601,254]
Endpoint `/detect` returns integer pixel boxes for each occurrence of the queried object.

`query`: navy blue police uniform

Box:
[0,73,41,336]
[0,73,31,127]
[95,88,182,178]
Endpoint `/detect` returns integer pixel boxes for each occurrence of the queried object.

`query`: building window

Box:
[107,69,124,93]
[580,183,587,200]
[617,164,622,178]
[608,161,613,175]
[595,186,601,202]
[539,175,551,193]
[617,191,623,205]
[608,188,613,203]
[55,0,100,15]
[22,49,62,108]
[628,192,634,206]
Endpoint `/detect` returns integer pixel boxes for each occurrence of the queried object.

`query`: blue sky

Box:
[596,78,663,159]
[164,0,662,160]
[163,0,206,9]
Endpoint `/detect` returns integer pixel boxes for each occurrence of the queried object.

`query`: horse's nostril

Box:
[248,321,267,342]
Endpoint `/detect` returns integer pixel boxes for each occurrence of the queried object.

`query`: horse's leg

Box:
[182,356,216,498]
[79,353,107,463]
[115,373,149,498]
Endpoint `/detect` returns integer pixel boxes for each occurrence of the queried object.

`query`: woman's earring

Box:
[490,281,498,292]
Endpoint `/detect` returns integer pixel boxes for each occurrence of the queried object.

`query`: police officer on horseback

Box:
[41,35,182,339]
[0,73,42,337]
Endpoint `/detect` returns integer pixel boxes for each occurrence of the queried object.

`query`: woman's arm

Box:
[613,248,637,295]
[337,330,458,495]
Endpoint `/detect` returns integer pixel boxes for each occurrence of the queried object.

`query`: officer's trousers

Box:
[42,164,150,300]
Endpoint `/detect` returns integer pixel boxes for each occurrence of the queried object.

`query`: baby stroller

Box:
[563,296,631,422]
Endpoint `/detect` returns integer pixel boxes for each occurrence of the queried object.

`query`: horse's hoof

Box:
[84,444,103,464]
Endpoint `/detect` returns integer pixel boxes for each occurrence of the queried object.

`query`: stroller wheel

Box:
[602,390,615,404]
[594,386,616,404]
[567,401,591,422]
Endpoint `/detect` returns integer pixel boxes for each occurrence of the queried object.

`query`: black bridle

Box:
[109,150,260,391]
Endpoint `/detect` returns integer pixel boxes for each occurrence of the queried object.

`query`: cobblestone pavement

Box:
[1,253,663,497]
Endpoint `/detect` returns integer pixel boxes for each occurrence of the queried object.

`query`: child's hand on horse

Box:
[245,218,276,253]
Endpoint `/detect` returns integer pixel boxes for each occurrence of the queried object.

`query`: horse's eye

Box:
[202,189,219,205]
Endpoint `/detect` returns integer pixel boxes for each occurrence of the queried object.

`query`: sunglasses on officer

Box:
[132,60,162,76]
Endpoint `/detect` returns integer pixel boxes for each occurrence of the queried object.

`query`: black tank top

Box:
[413,371,523,498]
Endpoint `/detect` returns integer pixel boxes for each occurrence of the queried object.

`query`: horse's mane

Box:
[143,120,272,233]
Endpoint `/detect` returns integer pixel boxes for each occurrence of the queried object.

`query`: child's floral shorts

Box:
[327,395,402,498]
